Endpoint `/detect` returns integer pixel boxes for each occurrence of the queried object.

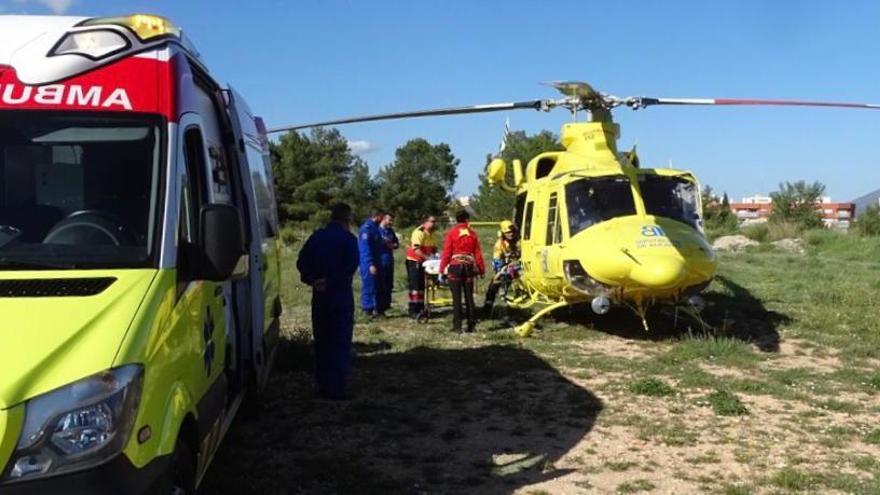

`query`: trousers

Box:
[311,291,354,398]
[377,262,394,314]
[448,264,476,331]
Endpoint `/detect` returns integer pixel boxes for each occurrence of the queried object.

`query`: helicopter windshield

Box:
[639,175,700,229]
[565,176,636,236]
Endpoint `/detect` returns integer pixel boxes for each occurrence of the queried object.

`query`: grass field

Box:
[199,227,880,494]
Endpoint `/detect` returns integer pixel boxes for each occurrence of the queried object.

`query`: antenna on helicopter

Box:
[497,117,511,156]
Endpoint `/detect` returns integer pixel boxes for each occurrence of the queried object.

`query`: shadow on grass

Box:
[493,276,789,352]
[200,337,603,495]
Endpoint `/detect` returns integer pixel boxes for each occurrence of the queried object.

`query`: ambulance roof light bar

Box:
[80,14,182,42]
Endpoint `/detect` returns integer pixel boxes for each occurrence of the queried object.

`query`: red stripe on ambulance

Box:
[0,55,178,119]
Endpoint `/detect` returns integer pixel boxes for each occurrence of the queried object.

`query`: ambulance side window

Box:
[247,145,276,239]
[208,146,231,202]
[178,127,207,284]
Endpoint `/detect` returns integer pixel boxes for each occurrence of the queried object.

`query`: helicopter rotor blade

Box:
[626,96,880,110]
[268,99,554,134]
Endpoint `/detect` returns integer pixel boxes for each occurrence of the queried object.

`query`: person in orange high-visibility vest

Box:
[439,210,485,333]
[405,215,438,318]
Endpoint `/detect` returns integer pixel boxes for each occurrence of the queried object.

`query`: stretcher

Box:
[417,258,452,323]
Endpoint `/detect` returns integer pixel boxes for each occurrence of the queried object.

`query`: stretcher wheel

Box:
[416,310,430,324]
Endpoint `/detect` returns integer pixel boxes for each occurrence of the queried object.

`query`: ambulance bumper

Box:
[1,453,171,495]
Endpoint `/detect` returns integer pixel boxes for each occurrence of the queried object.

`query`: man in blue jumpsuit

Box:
[358,208,385,317]
[297,203,359,400]
[377,212,399,315]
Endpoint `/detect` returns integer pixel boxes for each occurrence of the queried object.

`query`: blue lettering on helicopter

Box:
[641,225,666,237]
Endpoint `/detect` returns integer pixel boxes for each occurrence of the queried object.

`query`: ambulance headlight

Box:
[2,365,143,483]
[51,29,130,60]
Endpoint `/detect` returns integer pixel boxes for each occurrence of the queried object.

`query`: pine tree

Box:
[376,139,458,227]
[469,130,563,220]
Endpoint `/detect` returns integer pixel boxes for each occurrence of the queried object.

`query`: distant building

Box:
[729,194,773,224]
[728,194,856,228]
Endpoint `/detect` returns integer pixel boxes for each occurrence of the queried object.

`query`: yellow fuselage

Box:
[491,121,718,309]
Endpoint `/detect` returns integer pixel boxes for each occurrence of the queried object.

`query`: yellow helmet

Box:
[499,220,515,233]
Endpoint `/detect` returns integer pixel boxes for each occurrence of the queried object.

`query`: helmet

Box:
[500,220,516,233]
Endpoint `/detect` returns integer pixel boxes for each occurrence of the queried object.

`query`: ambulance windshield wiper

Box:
[0,257,79,270]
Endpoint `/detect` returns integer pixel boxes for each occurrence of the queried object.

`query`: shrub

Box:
[741,223,769,242]
[279,225,302,246]
[769,181,826,231]
[764,220,801,241]
[628,377,675,397]
[853,204,880,237]
[705,389,749,416]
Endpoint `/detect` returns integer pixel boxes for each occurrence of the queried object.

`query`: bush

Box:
[704,215,738,240]
[769,180,826,231]
[741,223,769,242]
[853,204,880,237]
[705,389,750,416]
[765,220,801,241]
[628,378,675,397]
[279,225,302,246]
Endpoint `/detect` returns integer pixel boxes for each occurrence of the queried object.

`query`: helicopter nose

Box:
[629,256,686,289]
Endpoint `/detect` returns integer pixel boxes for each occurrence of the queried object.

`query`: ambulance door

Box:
[175,114,229,461]
[224,88,273,389]
[194,86,246,399]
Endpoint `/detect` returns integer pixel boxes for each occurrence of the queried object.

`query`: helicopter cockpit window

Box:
[565,176,636,236]
[639,175,700,229]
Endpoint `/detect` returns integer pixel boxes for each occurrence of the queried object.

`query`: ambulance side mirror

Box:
[198,204,248,281]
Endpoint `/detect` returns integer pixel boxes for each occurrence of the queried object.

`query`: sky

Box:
[2,0,879,201]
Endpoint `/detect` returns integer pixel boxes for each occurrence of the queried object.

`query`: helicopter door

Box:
[543,192,565,283]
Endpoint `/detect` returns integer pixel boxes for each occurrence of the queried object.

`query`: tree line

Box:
[270,127,561,231]
[270,128,880,238]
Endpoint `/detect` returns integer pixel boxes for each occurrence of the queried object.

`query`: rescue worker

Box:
[406,215,438,318]
[483,220,520,313]
[358,208,385,317]
[297,203,359,400]
[439,210,485,333]
[377,212,399,315]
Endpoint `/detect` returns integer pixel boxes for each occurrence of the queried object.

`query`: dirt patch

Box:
[574,338,656,361]
[764,339,842,373]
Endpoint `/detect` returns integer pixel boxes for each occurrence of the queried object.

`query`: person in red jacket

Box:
[439,210,485,333]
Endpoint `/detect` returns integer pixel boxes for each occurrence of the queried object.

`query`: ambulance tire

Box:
[242,371,265,419]
[169,438,196,495]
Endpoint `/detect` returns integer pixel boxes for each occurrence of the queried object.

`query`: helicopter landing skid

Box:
[514,299,571,337]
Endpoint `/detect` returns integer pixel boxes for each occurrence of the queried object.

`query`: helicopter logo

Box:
[641,226,666,237]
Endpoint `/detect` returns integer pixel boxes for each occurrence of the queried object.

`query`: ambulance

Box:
[0,14,282,493]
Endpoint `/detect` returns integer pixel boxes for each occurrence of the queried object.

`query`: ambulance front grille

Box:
[0,277,116,297]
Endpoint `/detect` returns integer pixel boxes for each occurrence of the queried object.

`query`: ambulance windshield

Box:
[0,111,163,269]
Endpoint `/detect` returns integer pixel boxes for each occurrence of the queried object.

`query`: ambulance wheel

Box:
[242,372,266,419]
[169,438,196,495]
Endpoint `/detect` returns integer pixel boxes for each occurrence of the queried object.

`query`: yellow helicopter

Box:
[270,81,878,336]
